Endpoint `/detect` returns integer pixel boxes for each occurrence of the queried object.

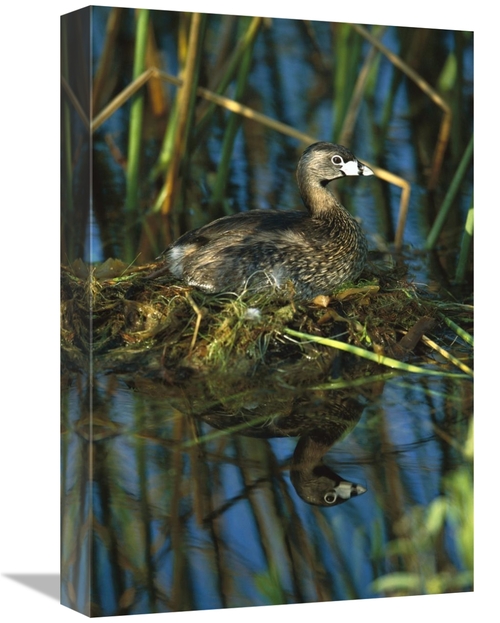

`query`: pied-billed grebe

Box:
[155,142,374,299]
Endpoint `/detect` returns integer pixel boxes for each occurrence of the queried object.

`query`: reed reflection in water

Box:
[61,335,471,615]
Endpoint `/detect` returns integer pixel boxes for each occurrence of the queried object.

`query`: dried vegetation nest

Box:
[61,255,473,386]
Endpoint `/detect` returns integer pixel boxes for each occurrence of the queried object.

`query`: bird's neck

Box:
[298,177,348,220]
[292,433,332,469]
[289,433,341,491]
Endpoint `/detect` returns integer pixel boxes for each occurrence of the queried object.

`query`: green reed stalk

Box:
[373,37,403,155]
[439,313,474,347]
[338,25,386,146]
[159,13,205,218]
[333,23,362,141]
[148,13,205,205]
[124,9,149,260]
[425,134,473,250]
[313,371,400,391]
[283,327,472,378]
[149,15,204,190]
[210,18,255,210]
[455,201,473,284]
[148,99,179,185]
[193,16,262,143]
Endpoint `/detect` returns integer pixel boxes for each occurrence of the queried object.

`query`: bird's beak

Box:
[340,159,374,177]
[358,161,374,176]
[335,481,367,500]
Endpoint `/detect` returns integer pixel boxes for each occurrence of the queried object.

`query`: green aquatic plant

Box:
[370,420,473,596]
[124,9,150,261]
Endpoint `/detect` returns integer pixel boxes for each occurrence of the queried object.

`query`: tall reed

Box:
[124,9,150,262]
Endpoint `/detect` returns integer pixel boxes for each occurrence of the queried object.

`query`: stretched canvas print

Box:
[60,5,473,617]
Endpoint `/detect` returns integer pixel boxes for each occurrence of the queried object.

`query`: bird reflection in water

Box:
[187,317,434,509]
[194,353,371,508]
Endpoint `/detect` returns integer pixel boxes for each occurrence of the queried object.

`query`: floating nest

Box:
[61,255,473,389]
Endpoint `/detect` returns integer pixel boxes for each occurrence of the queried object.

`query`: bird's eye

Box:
[331,155,344,166]
[324,492,337,505]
